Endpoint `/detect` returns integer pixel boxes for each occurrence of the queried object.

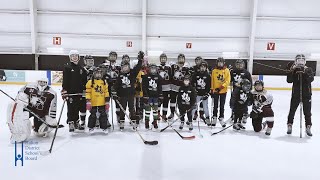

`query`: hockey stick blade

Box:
[144,140,159,145]
[211,124,233,136]
[173,129,195,140]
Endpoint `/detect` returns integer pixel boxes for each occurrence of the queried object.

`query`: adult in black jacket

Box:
[177,75,196,131]
[112,51,144,130]
[62,50,88,132]
[286,54,314,136]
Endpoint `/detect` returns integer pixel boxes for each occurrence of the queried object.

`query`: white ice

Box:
[0,84,320,180]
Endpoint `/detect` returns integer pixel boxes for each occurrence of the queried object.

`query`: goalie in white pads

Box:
[250,80,274,136]
[7,78,57,142]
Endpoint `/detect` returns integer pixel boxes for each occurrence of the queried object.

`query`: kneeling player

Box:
[86,68,111,134]
[142,64,163,129]
[177,75,196,130]
[7,78,57,142]
[250,80,274,136]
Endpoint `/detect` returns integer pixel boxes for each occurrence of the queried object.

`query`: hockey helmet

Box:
[235,59,245,70]
[37,78,48,92]
[177,54,185,67]
[148,63,158,75]
[295,54,306,67]
[217,57,225,68]
[195,56,203,66]
[160,53,167,65]
[84,55,94,67]
[69,50,80,64]
[254,80,264,92]
[240,79,251,93]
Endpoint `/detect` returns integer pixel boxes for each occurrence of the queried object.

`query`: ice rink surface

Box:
[0,84,320,180]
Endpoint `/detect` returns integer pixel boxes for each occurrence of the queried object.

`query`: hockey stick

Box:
[211,123,233,136]
[110,97,114,130]
[0,89,64,129]
[48,99,66,154]
[158,113,196,140]
[114,98,158,145]
[197,119,203,138]
[298,71,303,138]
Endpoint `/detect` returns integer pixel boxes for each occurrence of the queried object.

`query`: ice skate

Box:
[287,124,292,135]
[89,128,94,134]
[306,125,312,137]
[233,123,240,130]
[219,117,226,128]
[102,129,109,134]
[78,120,85,131]
[95,119,100,128]
[238,123,246,130]
[265,127,272,136]
[179,122,184,130]
[152,120,158,129]
[68,121,75,132]
[188,122,193,131]
[211,116,217,127]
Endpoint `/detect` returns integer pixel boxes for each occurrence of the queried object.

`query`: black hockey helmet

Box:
[240,79,251,93]
[235,59,245,70]
[148,63,158,75]
[109,51,118,62]
[98,63,107,75]
[93,67,103,79]
[217,57,225,68]
[195,56,203,66]
[183,74,191,86]
[199,60,208,73]
[160,53,167,65]
[120,60,130,73]
[177,53,185,66]
[83,55,94,67]
[254,80,264,92]
[295,54,306,67]
[122,54,130,64]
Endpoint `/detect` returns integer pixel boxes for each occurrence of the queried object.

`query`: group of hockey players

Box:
[5,50,314,143]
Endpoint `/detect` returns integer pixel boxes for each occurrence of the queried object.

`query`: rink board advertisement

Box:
[4,70,25,82]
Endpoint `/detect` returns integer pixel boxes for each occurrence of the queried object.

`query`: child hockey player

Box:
[86,67,111,134]
[142,64,163,129]
[7,78,57,142]
[112,51,144,130]
[230,59,252,125]
[191,56,205,120]
[192,60,211,126]
[157,53,172,121]
[170,54,190,119]
[286,54,314,136]
[230,79,252,130]
[211,57,230,127]
[83,55,95,81]
[62,50,87,132]
[177,75,196,130]
[250,80,274,136]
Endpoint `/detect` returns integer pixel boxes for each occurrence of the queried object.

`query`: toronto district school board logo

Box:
[14,141,40,166]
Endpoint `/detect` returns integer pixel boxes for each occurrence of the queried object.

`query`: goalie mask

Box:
[195,56,203,66]
[84,55,94,67]
[148,64,158,75]
[177,54,185,67]
[254,80,264,92]
[295,54,306,67]
[37,78,48,92]
[183,75,191,86]
[121,61,130,74]
[235,59,245,70]
[217,57,225,68]
[69,50,80,64]
[93,67,103,79]
[199,61,208,73]
[122,54,130,64]
[109,51,118,62]
[241,79,251,93]
[160,53,167,65]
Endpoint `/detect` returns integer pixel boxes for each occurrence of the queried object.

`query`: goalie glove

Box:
[38,115,57,137]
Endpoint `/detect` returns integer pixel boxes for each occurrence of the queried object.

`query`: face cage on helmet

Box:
[37,80,48,91]
[150,67,157,74]
[70,54,79,63]
[236,62,245,69]
[94,71,103,79]
[121,64,130,73]
[195,58,202,66]
[254,84,263,91]
[200,65,207,72]
[295,58,306,67]
[109,54,117,62]
[122,57,130,63]
[178,57,185,65]
[242,85,251,92]
[85,59,94,67]
[160,57,167,64]
[183,79,190,86]
[217,62,224,67]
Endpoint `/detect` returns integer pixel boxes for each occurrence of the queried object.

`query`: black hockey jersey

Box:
[171,64,190,92]
[189,65,200,75]
[230,69,252,89]
[18,83,57,118]
[158,64,172,92]
[177,86,196,107]
[230,88,252,112]
[113,60,142,97]
[287,66,314,98]
[105,64,121,87]
[84,66,95,81]
[142,74,162,98]
[192,71,211,96]
[62,62,87,94]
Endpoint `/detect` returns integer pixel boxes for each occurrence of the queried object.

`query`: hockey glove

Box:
[61,90,68,100]
[86,101,92,110]
[105,102,110,111]
[252,105,262,114]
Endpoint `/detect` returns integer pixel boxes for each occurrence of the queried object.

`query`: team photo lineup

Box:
[6,50,314,146]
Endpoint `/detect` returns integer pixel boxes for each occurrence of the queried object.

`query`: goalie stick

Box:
[0,89,64,129]
[114,97,158,145]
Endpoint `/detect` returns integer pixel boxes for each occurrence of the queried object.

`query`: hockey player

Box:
[112,51,144,130]
[7,78,57,142]
[230,79,252,130]
[135,66,145,122]
[250,80,274,136]
[142,64,163,129]
[230,59,252,125]
[86,67,111,134]
[61,50,87,132]
[191,56,205,120]
[177,75,196,130]
[83,55,95,81]
[0,69,6,81]
[157,53,172,121]
[192,60,211,126]
[210,57,230,127]
[286,54,314,136]
[170,54,190,119]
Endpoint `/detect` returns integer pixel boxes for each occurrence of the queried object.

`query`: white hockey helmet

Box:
[37,78,48,92]
[69,50,80,64]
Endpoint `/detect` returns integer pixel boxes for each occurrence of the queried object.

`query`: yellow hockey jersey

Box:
[135,70,144,97]
[86,79,109,106]
[211,67,231,94]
